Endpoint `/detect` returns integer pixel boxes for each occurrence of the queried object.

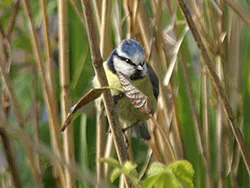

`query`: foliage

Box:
[101,158,194,188]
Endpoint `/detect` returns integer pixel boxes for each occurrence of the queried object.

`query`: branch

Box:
[80,0,132,187]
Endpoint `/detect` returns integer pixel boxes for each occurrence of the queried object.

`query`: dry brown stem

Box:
[21,0,65,185]
[58,0,75,187]
[81,0,132,187]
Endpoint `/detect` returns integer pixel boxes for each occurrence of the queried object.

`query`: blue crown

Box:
[118,39,144,57]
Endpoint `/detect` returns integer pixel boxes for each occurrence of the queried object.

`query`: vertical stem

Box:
[69,0,85,23]
[58,0,75,187]
[96,111,107,184]
[0,128,22,188]
[123,0,133,38]
[100,0,111,59]
[21,0,65,185]
[97,0,111,184]
[112,0,122,44]
[31,66,42,187]
[104,134,114,179]
[0,38,42,188]
[40,0,57,102]
[216,56,224,187]
[81,1,131,187]
[180,55,214,186]
[92,0,102,29]
[6,0,20,39]
[201,65,211,187]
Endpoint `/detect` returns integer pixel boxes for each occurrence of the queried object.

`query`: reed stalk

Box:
[0,128,22,188]
[58,0,75,187]
[21,0,65,185]
[81,0,132,187]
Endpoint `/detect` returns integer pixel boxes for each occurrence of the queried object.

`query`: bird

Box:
[92,39,159,140]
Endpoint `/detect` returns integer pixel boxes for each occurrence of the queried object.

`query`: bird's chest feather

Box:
[93,63,157,124]
[105,67,157,124]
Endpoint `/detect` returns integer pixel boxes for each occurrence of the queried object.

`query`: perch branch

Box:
[81,0,132,187]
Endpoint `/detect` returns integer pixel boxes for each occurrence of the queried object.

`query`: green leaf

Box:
[100,158,141,187]
[123,161,140,186]
[143,161,194,188]
[143,162,178,188]
[168,160,195,188]
[110,168,122,183]
[99,157,121,168]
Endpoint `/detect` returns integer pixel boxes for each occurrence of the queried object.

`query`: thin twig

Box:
[6,0,20,39]
[104,134,114,179]
[69,0,85,24]
[92,0,102,29]
[123,0,133,38]
[112,0,122,44]
[0,48,24,126]
[58,0,75,187]
[100,0,111,58]
[96,111,107,183]
[180,55,214,186]
[80,0,132,187]
[0,128,22,188]
[97,0,111,184]
[150,116,176,163]
[216,56,225,188]
[31,66,42,186]
[178,0,250,175]
[201,66,211,187]
[225,0,250,28]
[139,149,152,180]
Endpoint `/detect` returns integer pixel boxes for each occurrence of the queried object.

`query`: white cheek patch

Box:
[113,56,135,77]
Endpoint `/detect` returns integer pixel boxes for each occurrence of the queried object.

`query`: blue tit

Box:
[93,39,159,140]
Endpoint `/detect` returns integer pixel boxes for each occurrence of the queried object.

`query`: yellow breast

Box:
[93,62,157,124]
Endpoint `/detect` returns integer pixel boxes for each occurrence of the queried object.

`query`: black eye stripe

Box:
[115,54,136,67]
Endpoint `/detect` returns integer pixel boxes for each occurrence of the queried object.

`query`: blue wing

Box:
[147,64,159,99]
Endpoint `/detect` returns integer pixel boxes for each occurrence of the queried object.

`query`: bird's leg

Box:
[121,123,137,149]
[122,131,129,149]
[121,124,133,133]
[112,92,125,105]
[107,126,130,149]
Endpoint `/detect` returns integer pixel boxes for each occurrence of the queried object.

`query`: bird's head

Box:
[107,39,147,80]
